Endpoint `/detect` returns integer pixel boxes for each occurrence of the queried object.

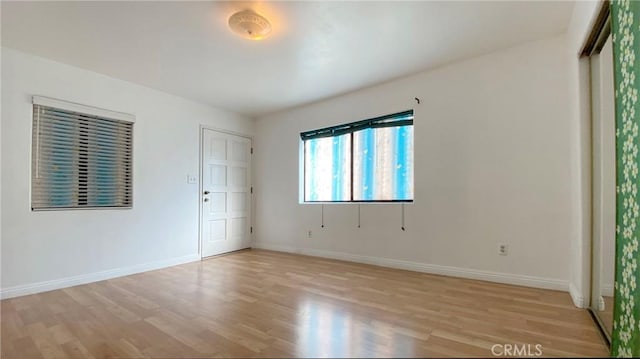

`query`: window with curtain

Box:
[301,110,414,202]
[31,97,133,210]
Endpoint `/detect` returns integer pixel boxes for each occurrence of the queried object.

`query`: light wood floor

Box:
[2,249,608,358]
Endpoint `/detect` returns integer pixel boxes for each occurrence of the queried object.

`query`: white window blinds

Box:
[31,97,133,210]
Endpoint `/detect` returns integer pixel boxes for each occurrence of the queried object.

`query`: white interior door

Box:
[201,129,251,257]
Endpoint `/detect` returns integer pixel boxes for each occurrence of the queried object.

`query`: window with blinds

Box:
[301,110,414,202]
[31,97,133,210]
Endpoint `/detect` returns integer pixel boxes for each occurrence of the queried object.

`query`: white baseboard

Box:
[0,254,200,299]
[252,241,297,253]
[569,282,586,308]
[252,241,568,292]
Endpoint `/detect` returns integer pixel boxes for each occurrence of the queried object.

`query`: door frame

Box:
[198,125,253,259]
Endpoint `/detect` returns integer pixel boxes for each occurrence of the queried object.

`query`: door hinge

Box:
[251,187,253,194]
[250,226,253,234]
[251,147,254,154]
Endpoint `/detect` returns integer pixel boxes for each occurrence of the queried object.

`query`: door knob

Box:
[203,191,210,195]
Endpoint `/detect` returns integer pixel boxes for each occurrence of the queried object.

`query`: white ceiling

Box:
[1,1,574,117]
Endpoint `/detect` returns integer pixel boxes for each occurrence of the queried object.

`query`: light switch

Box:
[187,174,197,184]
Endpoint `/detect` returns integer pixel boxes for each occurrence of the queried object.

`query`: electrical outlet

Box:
[187,174,197,184]
[498,244,508,256]
[307,230,312,238]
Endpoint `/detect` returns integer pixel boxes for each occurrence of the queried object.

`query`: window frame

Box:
[300,110,414,204]
[31,96,135,211]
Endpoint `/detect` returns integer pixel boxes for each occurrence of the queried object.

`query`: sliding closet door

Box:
[590,32,616,340]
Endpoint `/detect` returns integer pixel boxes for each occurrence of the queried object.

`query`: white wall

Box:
[0,5,4,294]
[253,35,573,290]
[565,0,602,308]
[1,48,254,298]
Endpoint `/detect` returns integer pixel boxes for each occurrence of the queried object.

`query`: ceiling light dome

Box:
[228,10,272,40]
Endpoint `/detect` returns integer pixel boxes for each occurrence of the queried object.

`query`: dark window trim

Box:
[300,110,413,140]
[304,200,414,203]
[301,110,414,203]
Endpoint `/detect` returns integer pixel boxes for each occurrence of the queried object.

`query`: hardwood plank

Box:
[1,249,608,358]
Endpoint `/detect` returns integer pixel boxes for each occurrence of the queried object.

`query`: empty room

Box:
[1,0,639,358]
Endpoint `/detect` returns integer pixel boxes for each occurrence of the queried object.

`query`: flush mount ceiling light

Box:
[228,10,272,40]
